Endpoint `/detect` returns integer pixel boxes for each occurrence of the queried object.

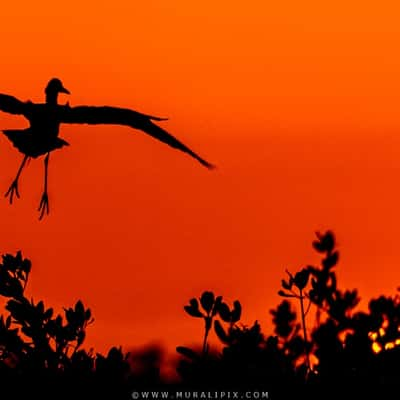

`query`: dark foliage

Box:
[176,231,400,396]
[0,231,399,398]
[0,251,159,398]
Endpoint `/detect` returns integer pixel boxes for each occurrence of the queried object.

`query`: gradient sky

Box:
[1,0,400,355]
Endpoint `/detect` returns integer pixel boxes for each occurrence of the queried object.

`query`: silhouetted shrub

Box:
[0,251,135,398]
[2,231,400,397]
[177,231,400,395]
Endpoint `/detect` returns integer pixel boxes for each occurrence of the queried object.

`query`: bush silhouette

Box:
[0,251,139,398]
[0,232,399,398]
[177,231,400,396]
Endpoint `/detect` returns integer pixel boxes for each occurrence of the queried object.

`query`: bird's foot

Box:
[5,180,20,204]
[38,192,49,220]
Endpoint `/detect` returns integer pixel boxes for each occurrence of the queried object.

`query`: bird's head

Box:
[45,78,70,104]
[45,78,70,95]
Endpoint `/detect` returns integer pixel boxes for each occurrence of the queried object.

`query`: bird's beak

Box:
[60,86,70,95]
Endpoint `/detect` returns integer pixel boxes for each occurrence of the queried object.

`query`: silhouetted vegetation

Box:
[0,232,398,398]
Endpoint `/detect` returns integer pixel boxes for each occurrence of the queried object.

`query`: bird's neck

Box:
[46,92,58,105]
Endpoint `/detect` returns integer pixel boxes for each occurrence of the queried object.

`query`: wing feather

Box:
[0,94,27,115]
[59,105,214,169]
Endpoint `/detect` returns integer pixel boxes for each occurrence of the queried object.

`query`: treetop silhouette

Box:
[0,232,399,398]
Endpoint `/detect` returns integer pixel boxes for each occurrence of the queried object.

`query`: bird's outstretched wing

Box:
[59,105,215,169]
[0,94,27,115]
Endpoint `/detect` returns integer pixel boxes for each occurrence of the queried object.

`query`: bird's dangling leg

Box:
[5,155,30,204]
[38,152,50,220]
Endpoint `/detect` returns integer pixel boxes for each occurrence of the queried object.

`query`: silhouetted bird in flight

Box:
[0,78,214,219]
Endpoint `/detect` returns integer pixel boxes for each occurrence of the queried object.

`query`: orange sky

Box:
[1,0,400,356]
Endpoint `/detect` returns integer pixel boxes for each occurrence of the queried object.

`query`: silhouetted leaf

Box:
[176,346,199,360]
[278,290,295,298]
[77,330,85,347]
[313,231,335,253]
[200,291,215,313]
[65,308,74,324]
[231,300,242,323]
[106,346,125,364]
[322,251,339,270]
[184,305,203,318]
[281,279,292,290]
[189,298,200,311]
[21,259,31,274]
[44,308,53,319]
[55,315,62,326]
[0,277,23,299]
[294,269,310,290]
[214,320,230,344]
[85,309,92,322]
[75,300,84,315]
[211,296,223,317]
[21,325,34,338]
[37,301,44,315]
[323,231,335,252]
[15,251,22,263]
[6,299,29,321]
[218,302,231,322]
[2,254,18,272]
[313,241,324,253]
[285,270,294,281]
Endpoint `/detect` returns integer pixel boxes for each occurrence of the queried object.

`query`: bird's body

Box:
[3,103,69,158]
[3,128,69,158]
[0,78,214,219]
[22,103,62,138]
